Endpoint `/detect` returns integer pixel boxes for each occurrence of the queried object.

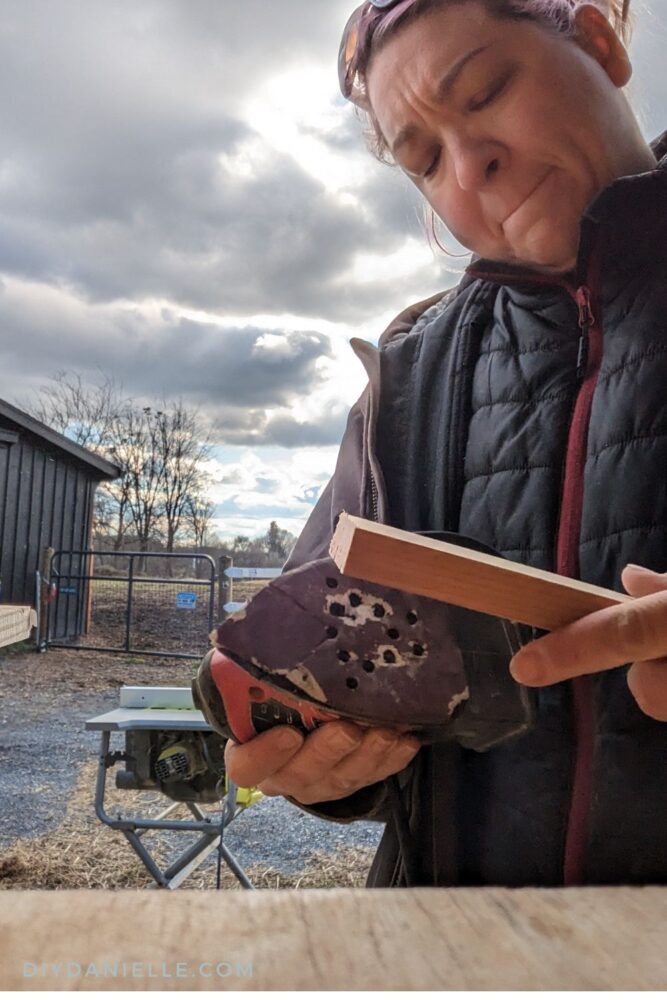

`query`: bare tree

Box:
[156,401,211,556]
[98,449,133,551]
[105,401,212,571]
[23,373,214,568]
[232,535,253,556]
[105,405,164,561]
[185,492,216,549]
[264,520,294,561]
[23,369,125,449]
[21,369,132,546]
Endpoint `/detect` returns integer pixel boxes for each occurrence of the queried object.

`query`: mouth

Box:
[501,170,554,229]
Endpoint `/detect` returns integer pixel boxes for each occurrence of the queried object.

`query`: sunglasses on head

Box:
[338,0,413,107]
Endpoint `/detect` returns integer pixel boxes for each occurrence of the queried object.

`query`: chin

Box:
[496,208,581,275]
[489,246,575,276]
[514,234,579,275]
[523,254,577,276]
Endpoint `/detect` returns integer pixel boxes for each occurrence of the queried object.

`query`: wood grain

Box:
[331,514,628,631]
[0,887,665,990]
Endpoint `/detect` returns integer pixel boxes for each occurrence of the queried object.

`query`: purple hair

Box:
[356,0,631,58]
[349,0,632,160]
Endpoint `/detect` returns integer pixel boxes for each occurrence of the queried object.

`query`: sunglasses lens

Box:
[345,20,360,64]
[338,7,363,99]
[339,0,403,103]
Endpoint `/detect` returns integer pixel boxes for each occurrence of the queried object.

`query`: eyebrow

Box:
[391,44,492,158]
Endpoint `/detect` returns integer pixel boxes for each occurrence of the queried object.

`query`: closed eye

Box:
[468,68,515,113]
[423,149,442,179]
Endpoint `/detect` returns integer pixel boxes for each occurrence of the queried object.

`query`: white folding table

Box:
[86,687,256,890]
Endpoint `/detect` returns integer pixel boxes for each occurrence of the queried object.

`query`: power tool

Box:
[193,532,535,753]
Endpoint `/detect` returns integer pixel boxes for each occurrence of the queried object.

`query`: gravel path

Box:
[0,650,383,873]
[0,685,118,848]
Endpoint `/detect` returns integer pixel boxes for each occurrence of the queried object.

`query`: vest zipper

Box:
[575,287,594,381]
[369,473,379,522]
[557,278,602,886]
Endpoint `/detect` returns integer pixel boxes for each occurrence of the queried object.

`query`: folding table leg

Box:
[160,832,223,890]
[122,829,171,888]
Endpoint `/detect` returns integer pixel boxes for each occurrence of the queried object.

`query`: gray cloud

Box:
[0,282,337,446]
[0,114,395,319]
[214,408,349,448]
[0,0,425,327]
[0,0,665,450]
[141,321,331,407]
[15,320,330,406]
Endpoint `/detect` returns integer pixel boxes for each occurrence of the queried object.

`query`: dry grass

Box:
[0,760,375,892]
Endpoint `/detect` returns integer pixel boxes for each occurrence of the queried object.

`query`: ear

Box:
[573,3,632,87]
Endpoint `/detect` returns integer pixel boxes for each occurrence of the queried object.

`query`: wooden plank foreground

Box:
[331,514,628,631]
[1,887,666,991]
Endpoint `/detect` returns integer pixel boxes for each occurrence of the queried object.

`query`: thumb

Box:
[621,564,667,598]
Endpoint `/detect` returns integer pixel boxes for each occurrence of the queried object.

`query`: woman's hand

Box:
[510,564,667,721]
[224,720,421,806]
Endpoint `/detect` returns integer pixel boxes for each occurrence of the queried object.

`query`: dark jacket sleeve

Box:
[281,386,393,823]
[281,290,455,825]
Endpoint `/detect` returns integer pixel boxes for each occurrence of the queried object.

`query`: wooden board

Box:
[331,514,628,631]
[0,606,37,649]
[0,887,666,990]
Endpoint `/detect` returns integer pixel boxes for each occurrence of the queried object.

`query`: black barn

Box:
[0,398,119,635]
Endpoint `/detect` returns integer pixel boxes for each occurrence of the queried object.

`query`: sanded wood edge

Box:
[330,514,627,631]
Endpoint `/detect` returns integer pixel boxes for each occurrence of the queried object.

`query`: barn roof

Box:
[0,398,120,480]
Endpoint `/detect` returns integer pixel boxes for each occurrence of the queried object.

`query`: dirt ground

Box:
[0,645,381,891]
[1,642,197,696]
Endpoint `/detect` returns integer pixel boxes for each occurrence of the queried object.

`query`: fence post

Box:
[34,571,41,651]
[39,546,55,649]
[125,555,135,653]
[218,556,233,623]
[84,550,94,637]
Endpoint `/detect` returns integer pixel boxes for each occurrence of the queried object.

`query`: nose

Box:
[450,135,503,192]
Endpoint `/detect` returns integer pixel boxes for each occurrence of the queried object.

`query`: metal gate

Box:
[45,550,216,659]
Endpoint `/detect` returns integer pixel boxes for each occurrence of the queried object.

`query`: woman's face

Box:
[366,2,654,274]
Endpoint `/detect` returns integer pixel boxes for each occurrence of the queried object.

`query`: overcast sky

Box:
[1,1,665,541]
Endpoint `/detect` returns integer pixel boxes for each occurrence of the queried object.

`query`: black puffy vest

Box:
[373,149,667,886]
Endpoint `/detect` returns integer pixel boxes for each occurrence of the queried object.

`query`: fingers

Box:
[627,660,667,722]
[621,564,667,599]
[316,728,421,799]
[257,722,364,797]
[621,570,667,720]
[510,589,667,687]
[260,725,420,804]
[224,720,421,806]
[224,726,304,788]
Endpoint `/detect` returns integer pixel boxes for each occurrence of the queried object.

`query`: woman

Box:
[221,0,667,887]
